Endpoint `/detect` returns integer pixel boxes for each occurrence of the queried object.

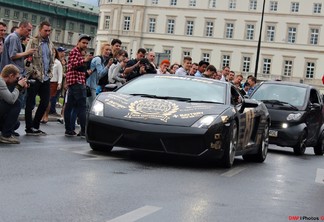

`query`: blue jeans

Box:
[64,84,86,133]
[25,79,50,130]
[0,99,21,137]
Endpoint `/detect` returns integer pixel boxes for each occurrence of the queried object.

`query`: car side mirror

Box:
[309,103,321,110]
[240,98,258,113]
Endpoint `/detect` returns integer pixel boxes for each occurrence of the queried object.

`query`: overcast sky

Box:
[78,0,99,6]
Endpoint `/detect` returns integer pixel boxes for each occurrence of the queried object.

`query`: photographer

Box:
[0,64,28,144]
[108,49,128,88]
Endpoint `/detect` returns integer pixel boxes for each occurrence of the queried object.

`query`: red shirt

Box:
[66,46,86,86]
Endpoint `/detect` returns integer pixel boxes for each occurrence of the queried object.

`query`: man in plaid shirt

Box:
[64,34,93,137]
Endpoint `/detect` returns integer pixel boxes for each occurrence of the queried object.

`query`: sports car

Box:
[86,74,270,168]
[250,81,324,155]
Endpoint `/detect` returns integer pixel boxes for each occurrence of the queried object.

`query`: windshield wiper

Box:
[130,94,191,101]
[261,99,298,110]
[190,100,224,104]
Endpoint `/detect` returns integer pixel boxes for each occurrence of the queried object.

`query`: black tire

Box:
[220,121,237,168]
[293,130,307,155]
[243,123,269,162]
[314,132,324,155]
[89,143,113,152]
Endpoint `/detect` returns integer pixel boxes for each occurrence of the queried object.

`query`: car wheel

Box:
[313,131,324,155]
[220,120,237,168]
[242,123,269,162]
[90,143,113,152]
[293,130,307,155]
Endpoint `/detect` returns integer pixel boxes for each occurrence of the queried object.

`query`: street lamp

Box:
[254,0,266,79]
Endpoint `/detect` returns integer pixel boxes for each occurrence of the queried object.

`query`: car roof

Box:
[259,80,312,89]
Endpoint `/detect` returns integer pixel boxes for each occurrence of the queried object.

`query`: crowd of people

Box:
[0,20,257,144]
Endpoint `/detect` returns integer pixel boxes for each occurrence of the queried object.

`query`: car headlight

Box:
[192,115,218,128]
[287,113,302,121]
[91,100,104,116]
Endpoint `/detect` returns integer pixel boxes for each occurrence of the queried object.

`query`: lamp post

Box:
[254,0,266,78]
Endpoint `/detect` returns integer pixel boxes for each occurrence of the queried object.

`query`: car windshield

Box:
[117,75,226,104]
[251,83,307,108]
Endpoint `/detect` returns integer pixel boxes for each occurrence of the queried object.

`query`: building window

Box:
[170,0,177,6]
[90,27,95,34]
[287,27,297,43]
[126,0,133,2]
[205,21,214,37]
[266,25,275,42]
[262,58,271,74]
[31,15,37,24]
[305,62,315,79]
[209,0,216,8]
[249,0,257,10]
[225,23,234,39]
[310,28,319,45]
[183,51,191,57]
[313,3,322,13]
[23,13,28,20]
[40,16,46,22]
[14,11,19,19]
[189,0,196,7]
[56,19,62,28]
[164,49,171,55]
[146,48,152,52]
[229,0,236,9]
[67,33,73,44]
[69,22,74,30]
[283,60,293,76]
[167,19,175,34]
[123,16,131,31]
[148,18,156,33]
[246,24,255,40]
[291,2,299,12]
[104,16,110,30]
[80,24,85,33]
[107,0,112,2]
[186,20,194,36]
[202,53,210,62]
[242,56,251,73]
[152,0,158,5]
[270,1,278,12]
[55,31,61,42]
[4,9,10,17]
[222,55,231,68]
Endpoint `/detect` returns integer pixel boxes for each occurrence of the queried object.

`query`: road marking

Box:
[106,205,161,222]
[315,168,324,184]
[221,166,247,177]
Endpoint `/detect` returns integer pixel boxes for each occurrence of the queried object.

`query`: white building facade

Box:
[96,0,324,87]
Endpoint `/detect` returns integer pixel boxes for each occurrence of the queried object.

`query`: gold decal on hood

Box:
[125,99,179,122]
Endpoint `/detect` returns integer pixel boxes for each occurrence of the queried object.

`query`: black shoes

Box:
[25,128,47,136]
[65,130,76,137]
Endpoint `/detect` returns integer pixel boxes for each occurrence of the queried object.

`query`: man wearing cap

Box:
[64,34,93,137]
[24,21,54,136]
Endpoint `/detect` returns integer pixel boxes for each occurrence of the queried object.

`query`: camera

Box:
[27,79,36,84]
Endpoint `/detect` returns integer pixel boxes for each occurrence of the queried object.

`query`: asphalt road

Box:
[0,121,323,222]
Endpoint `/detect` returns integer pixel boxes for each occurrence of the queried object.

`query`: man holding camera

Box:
[24,21,54,136]
[0,64,28,144]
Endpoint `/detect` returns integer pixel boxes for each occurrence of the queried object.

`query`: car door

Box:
[306,89,323,143]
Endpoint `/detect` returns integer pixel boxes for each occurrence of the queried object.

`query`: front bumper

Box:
[86,114,226,157]
[269,122,305,147]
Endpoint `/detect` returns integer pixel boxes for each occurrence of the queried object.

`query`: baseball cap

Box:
[78,34,91,42]
[57,47,67,52]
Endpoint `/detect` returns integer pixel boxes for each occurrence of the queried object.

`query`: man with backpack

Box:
[86,43,113,107]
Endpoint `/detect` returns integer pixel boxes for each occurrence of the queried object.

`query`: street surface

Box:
[0,121,323,222]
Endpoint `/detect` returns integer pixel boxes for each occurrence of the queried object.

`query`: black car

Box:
[250,81,324,155]
[86,74,270,168]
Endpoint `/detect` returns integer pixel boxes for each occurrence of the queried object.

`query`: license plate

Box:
[269,130,278,137]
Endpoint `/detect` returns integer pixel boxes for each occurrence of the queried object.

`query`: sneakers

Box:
[57,118,64,124]
[25,128,47,136]
[65,130,77,137]
[0,135,20,144]
[12,131,20,137]
[77,131,86,139]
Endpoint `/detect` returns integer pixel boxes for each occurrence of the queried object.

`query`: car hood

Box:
[267,107,305,122]
[98,93,229,127]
